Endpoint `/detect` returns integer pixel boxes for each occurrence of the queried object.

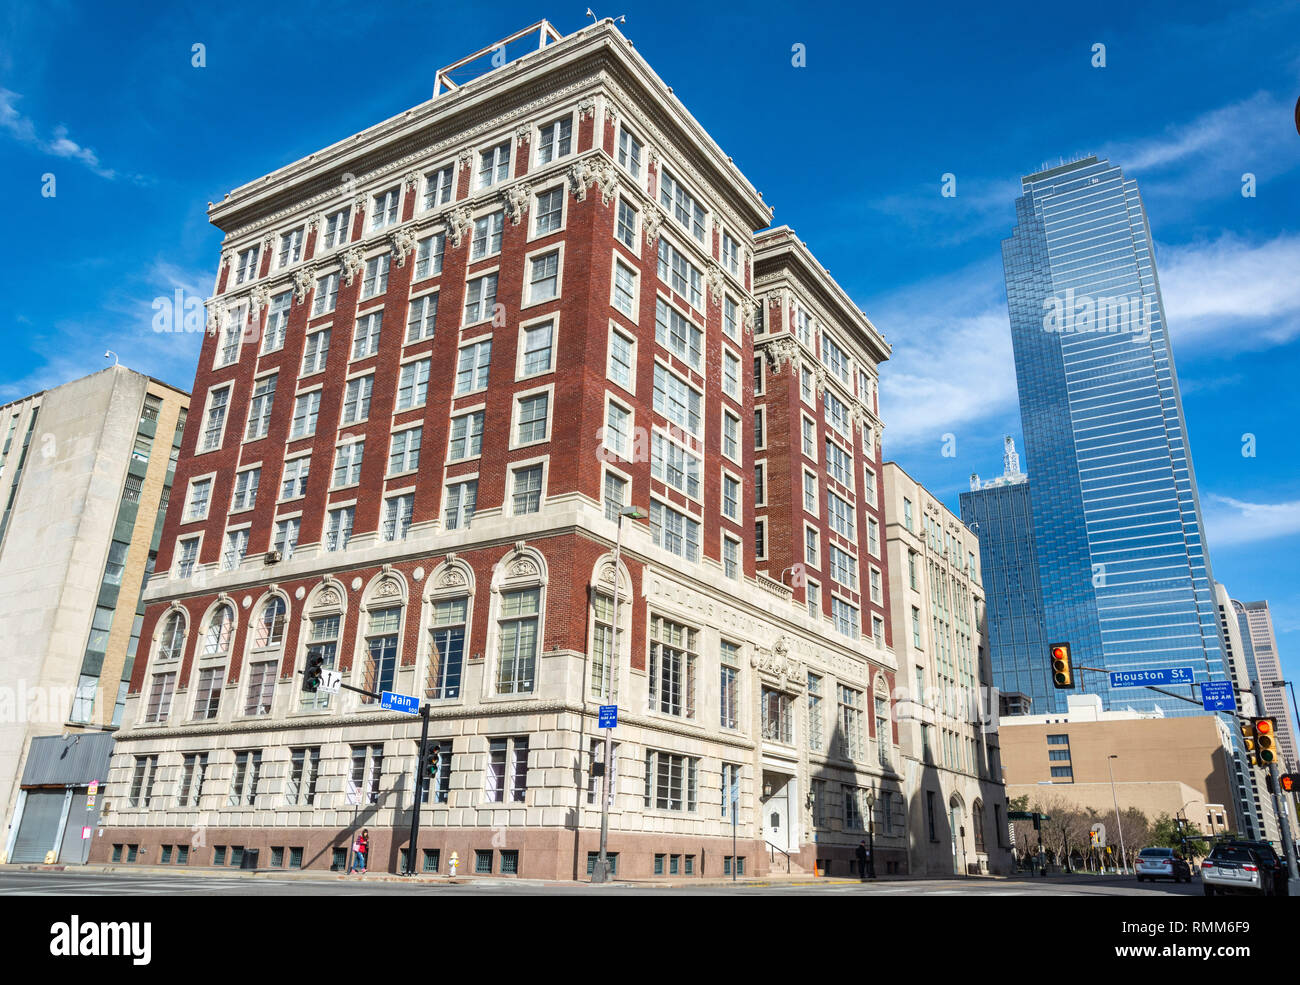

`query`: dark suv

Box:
[1216,840,1289,896]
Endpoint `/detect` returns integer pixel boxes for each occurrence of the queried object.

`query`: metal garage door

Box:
[11,790,66,863]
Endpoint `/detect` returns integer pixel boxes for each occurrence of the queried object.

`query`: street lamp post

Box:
[591,506,644,885]
[1107,755,1128,875]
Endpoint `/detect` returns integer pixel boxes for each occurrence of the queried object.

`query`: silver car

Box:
[1202,845,1274,896]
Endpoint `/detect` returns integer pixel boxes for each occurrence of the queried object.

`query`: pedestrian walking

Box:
[348,828,369,874]
[855,840,869,881]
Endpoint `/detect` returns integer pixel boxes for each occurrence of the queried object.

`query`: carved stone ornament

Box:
[373,576,402,599]
[292,265,315,303]
[205,306,221,337]
[742,298,758,333]
[577,96,597,119]
[351,193,367,215]
[750,638,801,686]
[506,556,539,579]
[341,247,365,286]
[706,264,725,308]
[566,160,593,202]
[642,209,663,246]
[502,183,531,225]
[389,226,418,265]
[445,206,473,248]
[248,284,271,313]
[305,213,322,234]
[403,170,421,190]
[763,337,799,371]
[436,565,468,589]
[591,159,618,206]
[514,123,533,143]
[219,251,232,271]
[456,148,473,171]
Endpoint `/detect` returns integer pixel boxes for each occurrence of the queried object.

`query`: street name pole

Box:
[405,704,431,876]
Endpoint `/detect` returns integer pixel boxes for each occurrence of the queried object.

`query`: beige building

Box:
[1240,601,1297,769]
[1,366,188,863]
[1000,693,1239,837]
[882,462,1014,875]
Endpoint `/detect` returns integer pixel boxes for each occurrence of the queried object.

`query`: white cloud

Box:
[1158,233,1300,349]
[1202,493,1300,547]
[869,259,1019,452]
[0,88,123,180]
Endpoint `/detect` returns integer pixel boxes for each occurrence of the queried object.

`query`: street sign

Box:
[1200,680,1237,712]
[319,669,343,695]
[598,704,618,729]
[381,691,420,715]
[1109,667,1195,688]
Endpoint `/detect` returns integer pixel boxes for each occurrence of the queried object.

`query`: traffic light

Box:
[302,651,325,693]
[1050,643,1074,689]
[1253,718,1280,766]
[419,743,441,781]
[1281,774,1300,795]
[1240,720,1257,767]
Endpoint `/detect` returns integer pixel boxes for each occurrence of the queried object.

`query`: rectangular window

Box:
[511,464,543,514]
[722,535,740,579]
[720,641,740,730]
[658,169,706,242]
[222,527,250,570]
[273,517,299,560]
[186,477,213,520]
[723,412,739,460]
[200,388,230,453]
[447,411,484,460]
[650,431,700,498]
[608,329,635,390]
[471,210,505,260]
[311,272,339,317]
[652,364,702,436]
[381,494,414,542]
[477,140,510,189]
[721,231,740,277]
[463,273,498,325]
[617,126,642,177]
[361,253,391,299]
[587,737,618,805]
[536,115,572,163]
[229,750,262,806]
[350,744,384,805]
[723,350,741,400]
[613,262,637,318]
[456,340,492,394]
[721,762,740,818]
[277,228,304,268]
[178,752,209,805]
[827,490,855,539]
[429,598,467,700]
[649,615,696,718]
[244,375,276,441]
[603,471,628,522]
[722,473,740,520]
[832,597,859,639]
[649,500,700,562]
[515,393,549,445]
[395,358,431,410]
[825,439,852,486]
[332,441,364,488]
[351,312,382,360]
[291,391,320,439]
[191,669,222,722]
[838,686,863,759]
[497,590,540,694]
[341,375,373,425]
[143,674,175,724]
[175,537,199,578]
[444,479,477,530]
[322,208,350,250]
[388,426,422,474]
[616,198,638,249]
[414,232,445,280]
[263,291,291,352]
[521,321,554,376]
[655,297,702,369]
[302,328,330,375]
[762,688,793,744]
[643,749,698,812]
[422,165,454,211]
[287,747,320,806]
[807,673,824,751]
[829,544,858,590]
[406,293,438,342]
[485,736,531,802]
[370,188,400,230]
[724,296,739,341]
[325,505,354,552]
[656,239,703,309]
[234,246,260,285]
[534,187,564,236]
[244,660,276,716]
[528,251,560,303]
[280,455,310,499]
[129,755,159,807]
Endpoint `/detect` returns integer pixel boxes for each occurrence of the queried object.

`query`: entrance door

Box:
[763,774,791,853]
[11,790,65,863]
[949,799,966,875]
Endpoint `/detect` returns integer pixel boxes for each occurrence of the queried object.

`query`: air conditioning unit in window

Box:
[265,550,282,564]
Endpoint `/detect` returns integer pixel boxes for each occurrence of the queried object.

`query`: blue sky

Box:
[2,1,1297,689]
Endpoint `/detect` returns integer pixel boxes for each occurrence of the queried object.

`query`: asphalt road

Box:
[0,868,1212,896]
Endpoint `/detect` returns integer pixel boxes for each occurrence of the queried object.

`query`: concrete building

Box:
[1214,583,1280,845]
[92,20,906,880]
[960,437,1050,709]
[1240,601,1297,770]
[1000,693,1240,837]
[882,462,1014,876]
[1,366,188,863]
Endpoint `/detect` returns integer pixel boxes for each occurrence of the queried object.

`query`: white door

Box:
[949,801,967,875]
[765,777,791,853]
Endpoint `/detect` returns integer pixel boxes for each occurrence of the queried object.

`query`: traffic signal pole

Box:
[1252,682,1299,885]
[405,704,431,876]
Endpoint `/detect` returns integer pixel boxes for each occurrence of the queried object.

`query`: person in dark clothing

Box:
[855,841,869,881]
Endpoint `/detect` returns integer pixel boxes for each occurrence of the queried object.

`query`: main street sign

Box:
[381,691,420,715]
[1109,667,1195,688]
[1200,680,1237,712]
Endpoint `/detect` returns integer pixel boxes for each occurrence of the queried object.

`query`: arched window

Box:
[426,561,473,702]
[203,603,235,657]
[158,611,186,662]
[973,799,986,853]
[492,549,546,695]
[301,580,345,712]
[245,595,288,716]
[362,574,406,702]
[589,555,630,702]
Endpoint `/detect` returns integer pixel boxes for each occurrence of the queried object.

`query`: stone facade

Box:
[92,22,907,880]
[882,461,1014,876]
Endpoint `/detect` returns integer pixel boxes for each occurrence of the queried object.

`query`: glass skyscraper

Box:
[960,438,1050,712]
[999,156,1225,716]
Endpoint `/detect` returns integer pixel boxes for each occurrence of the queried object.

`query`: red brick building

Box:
[94,20,905,880]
